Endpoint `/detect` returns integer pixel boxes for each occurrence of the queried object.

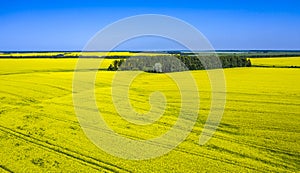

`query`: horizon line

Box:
[1,49,300,53]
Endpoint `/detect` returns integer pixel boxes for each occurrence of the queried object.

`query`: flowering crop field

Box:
[0,58,299,172]
[250,57,300,67]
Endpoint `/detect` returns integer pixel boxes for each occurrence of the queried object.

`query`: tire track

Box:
[0,125,130,173]
[0,165,13,173]
[79,122,269,172]
[0,84,58,99]
[173,147,267,173]
[227,98,300,106]
[1,77,72,93]
[206,134,300,170]
[214,134,300,159]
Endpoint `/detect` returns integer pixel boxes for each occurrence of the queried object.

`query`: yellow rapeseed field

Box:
[250,57,300,67]
[0,58,299,172]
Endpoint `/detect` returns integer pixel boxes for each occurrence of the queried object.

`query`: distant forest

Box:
[108,55,251,73]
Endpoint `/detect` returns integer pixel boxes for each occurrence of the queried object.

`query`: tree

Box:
[107,64,115,71]
[113,60,119,70]
[107,59,125,71]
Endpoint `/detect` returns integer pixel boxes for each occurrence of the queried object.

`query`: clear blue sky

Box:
[1,0,300,51]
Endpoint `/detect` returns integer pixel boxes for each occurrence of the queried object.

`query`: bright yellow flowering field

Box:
[0,58,299,172]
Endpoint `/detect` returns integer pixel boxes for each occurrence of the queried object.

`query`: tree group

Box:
[107,55,251,72]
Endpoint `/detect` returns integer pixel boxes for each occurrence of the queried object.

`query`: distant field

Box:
[0,51,169,58]
[0,58,116,74]
[250,57,300,67]
[0,58,299,172]
[0,52,131,57]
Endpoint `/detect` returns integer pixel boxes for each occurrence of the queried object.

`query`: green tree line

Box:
[108,55,251,72]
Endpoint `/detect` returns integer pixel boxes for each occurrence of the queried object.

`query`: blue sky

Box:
[0,0,300,50]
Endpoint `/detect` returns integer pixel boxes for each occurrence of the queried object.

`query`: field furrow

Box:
[0,125,129,172]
